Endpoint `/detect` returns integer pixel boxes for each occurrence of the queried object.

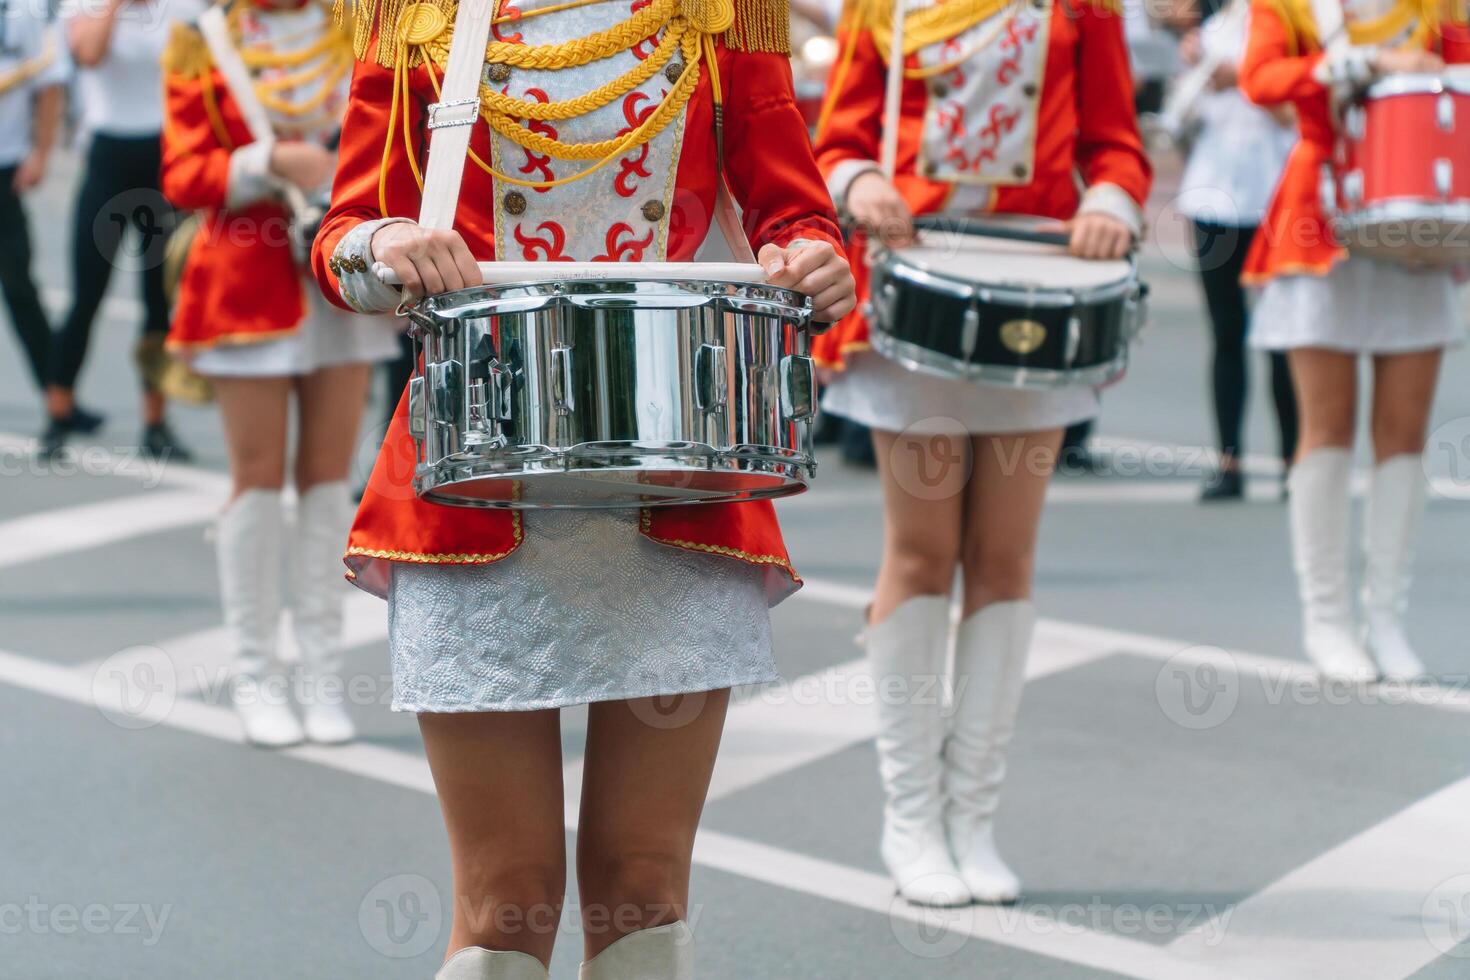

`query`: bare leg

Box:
[213,376,293,496]
[419,710,568,967]
[1287,348,1357,459]
[959,429,1062,617]
[576,690,730,960]
[293,362,374,491]
[1369,349,1442,462]
[869,427,966,624]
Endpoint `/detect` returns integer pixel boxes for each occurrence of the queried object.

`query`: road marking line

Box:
[0,490,221,570]
[0,646,1247,980]
[1168,775,1470,980]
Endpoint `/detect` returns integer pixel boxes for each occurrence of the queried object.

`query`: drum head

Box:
[895,229,1132,294]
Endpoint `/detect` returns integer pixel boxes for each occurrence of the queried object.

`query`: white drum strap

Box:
[418,0,755,259]
[198,7,274,144]
[879,0,906,180]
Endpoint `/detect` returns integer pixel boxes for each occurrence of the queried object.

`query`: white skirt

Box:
[1250,257,1466,353]
[191,291,400,377]
[821,350,1099,436]
[386,505,777,712]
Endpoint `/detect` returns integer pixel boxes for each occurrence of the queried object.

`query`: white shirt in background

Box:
[64,0,206,138]
[1175,4,1298,226]
[0,0,70,167]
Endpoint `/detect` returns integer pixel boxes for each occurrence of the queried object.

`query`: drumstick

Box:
[373,261,777,287]
[911,215,1073,248]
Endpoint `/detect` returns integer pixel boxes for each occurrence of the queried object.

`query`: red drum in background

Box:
[1327,72,1470,267]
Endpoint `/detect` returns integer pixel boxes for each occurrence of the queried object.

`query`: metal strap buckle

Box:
[427,98,480,130]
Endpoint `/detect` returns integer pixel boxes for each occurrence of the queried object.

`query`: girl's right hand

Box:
[370,221,483,296]
[846,170,916,247]
[268,141,335,193]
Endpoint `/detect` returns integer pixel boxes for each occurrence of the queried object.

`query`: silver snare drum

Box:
[870,221,1147,389]
[405,274,817,509]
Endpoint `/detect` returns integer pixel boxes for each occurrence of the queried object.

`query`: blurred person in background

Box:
[159,0,397,748]
[1240,0,1468,681]
[0,0,74,432]
[40,0,203,462]
[813,0,1150,908]
[1173,0,1298,500]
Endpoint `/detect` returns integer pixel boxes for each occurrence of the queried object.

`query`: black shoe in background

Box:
[1200,467,1244,502]
[66,406,106,435]
[141,422,194,462]
[37,418,70,461]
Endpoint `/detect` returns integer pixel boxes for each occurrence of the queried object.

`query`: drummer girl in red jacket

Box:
[1240,0,1469,683]
[811,0,1150,907]
[309,0,853,974]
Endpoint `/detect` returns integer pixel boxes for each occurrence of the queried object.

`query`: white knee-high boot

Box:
[218,489,303,747]
[292,481,357,743]
[579,922,693,980]
[867,595,970,907]
[1362,454,1428,679]
[942,600,1033,904]
[1287,449,1378,681]
[435,946,548,980]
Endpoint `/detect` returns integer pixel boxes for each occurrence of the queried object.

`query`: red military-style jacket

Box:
[160,1,351,351]
[810,0,1151,369]
[310,0,845,601]
[1239,0,1470,284]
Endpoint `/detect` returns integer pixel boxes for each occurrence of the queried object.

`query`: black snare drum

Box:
[868,218,1147,388]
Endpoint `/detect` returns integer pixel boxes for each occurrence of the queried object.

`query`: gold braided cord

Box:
[480,0,679,68]
[868,0,1021,61]
[1272,0,1466,50]
[463,18,687,120]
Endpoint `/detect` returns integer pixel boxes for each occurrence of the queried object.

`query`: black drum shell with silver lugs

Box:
[868,231,1147,389]
[406,277,817,509]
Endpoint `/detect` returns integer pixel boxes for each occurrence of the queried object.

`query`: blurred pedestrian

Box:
[1240,1,1467,680]
[40,0,204,461]
[0,1,83,430]
[1173,0,1298,500]
[160,0,396,747]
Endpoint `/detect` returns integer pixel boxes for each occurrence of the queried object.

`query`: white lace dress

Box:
[386,506,778,712]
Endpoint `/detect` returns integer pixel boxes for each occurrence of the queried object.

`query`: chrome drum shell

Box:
[406,278,817,509]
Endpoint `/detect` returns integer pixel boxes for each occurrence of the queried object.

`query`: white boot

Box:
[1362,454,1428,679]
[1287,449,1378,682]
[579,922,693,980]
[867,595,970,907]
[436,946,548,980]
[943,600,1033,904]
[292,481,357,744]
[218,490,303,747]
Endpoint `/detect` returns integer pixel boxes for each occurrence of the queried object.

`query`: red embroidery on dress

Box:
[492,1,523,43]
[592,223,655,261]
[517,88,556,189]
[995,15,1038,85]
[611,93,658,196]
[515,222,573,261]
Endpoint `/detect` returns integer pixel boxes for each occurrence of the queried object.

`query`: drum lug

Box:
[1065,315,1082,367]
[1344,104,1366,141]
[1342,170,1363,208]
[1319,163,1340,216]
[959,305,981,360]
[1438,93,1455,132]
[551,346,575,414]
[696,343,729,413]
[779,354,816,422]
[408,374,426,440]
[1435,158,1453,199]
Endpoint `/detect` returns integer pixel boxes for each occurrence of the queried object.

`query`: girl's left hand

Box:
[759,240,857,324]
[1068,213,1133,260]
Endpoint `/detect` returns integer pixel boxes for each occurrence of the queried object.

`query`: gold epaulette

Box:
[163,20,214,77]
[722,0,792,53]
[340,0,788,69]
[1079,0,1122,14]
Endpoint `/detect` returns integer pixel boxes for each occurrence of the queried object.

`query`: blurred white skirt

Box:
[821,350,1099,436]
[1251,258,1465,353]
[191,293,399,377]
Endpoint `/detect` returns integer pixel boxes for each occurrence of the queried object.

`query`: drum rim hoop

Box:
[868,329,1130,390]
[880,254,1138,307]
[420,277,809,317]
[1366,72,1470,99]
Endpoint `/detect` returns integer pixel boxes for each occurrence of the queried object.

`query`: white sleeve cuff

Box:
[1077,182,1144,241]
[225,139,277,210]
[330,217,414,314]
[825,159,882,212]
[1313,45,1378,95]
